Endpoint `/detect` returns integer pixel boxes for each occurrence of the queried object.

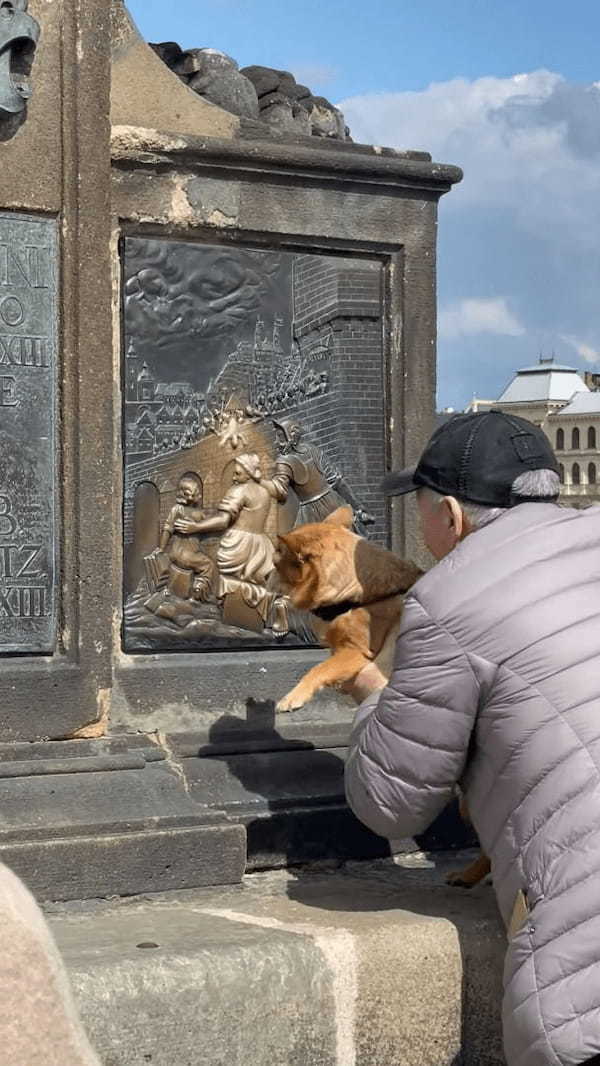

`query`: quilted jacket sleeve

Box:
[344,595,481,840]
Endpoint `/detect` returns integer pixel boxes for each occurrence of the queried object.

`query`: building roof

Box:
[517,362,578,374]
[497,360,589,404]
[549,391,600,416]
[154,382,194,397]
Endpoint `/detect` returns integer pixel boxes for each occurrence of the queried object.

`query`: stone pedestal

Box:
[0,0,464,900]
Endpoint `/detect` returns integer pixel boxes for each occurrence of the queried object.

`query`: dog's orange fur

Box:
[273,506,422,712]
[445,795,491,888]
[274,506,490,890]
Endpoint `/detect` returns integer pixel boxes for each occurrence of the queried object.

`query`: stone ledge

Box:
[46,852,506,1066]
[110,127,463,195]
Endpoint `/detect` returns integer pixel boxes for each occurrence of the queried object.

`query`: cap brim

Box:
[380,466,418,496]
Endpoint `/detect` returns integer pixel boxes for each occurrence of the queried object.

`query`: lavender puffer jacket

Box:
[345,503,600,1066]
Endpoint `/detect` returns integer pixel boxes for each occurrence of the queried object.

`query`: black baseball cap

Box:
[382,410,560,507]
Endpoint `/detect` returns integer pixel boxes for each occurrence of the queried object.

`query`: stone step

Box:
[45,851,507,1066]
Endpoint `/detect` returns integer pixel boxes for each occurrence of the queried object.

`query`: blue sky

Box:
[128,1,600,409]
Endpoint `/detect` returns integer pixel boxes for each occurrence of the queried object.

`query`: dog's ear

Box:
[277,532,309,564]
[323,506,353,528]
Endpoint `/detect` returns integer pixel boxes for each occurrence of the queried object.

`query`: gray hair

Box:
[420,469,560,530]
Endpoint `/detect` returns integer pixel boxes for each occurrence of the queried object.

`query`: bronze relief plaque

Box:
[122,237,388,653]
[0,212,58,654]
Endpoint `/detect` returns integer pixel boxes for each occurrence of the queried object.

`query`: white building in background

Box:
[494,359,590,425]
[547,391,600,503]
[469,357,600,506]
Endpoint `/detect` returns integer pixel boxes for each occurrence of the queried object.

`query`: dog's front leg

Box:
[446,852,491,888]
[276,648,368,712]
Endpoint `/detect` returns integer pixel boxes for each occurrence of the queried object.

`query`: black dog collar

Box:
[311,599,364,622]
[312,589,402,623]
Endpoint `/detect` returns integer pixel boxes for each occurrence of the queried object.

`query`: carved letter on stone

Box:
[0,0,40,120]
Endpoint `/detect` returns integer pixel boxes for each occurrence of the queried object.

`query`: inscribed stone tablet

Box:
[0,212,57,653]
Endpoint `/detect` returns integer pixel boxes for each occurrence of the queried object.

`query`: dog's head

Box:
[274,506,422,611]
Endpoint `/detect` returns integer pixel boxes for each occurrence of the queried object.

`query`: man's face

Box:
[232,464,249,485]
[417,489,464,560]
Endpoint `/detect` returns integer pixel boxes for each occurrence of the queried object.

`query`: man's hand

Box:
[173,518,202,534]
[341,662,387,704]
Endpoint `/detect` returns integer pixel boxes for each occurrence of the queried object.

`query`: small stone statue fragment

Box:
[149,40,350,140]
[0,0,40,121]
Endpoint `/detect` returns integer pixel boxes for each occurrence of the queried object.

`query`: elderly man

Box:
[344,410,600,1066]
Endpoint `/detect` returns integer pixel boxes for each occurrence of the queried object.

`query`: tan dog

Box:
[273,506,422,712]
[446,796,491,887]
[274,505,491,890]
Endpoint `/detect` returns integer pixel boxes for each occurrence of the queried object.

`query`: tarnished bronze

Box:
[123,238,387,653]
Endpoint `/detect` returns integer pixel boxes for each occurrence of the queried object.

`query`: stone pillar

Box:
[0,2,465,900]
[0,0,114,740]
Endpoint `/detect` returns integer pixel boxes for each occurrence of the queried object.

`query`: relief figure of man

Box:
[156,472,214,602]
[174,453,287,632]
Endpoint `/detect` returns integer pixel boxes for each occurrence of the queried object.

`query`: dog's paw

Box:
[445,870,474,889]
[276,692,305,713]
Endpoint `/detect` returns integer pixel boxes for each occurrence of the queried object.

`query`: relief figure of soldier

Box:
[270,420,374,535]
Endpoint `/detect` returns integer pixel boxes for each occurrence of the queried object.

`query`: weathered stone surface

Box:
[310,96,347,139]
[240,64,347,138]
[147,44,260,119]
[2,823,246,901]
[0,736,247,900]
[239,64,281,98]
[111,5,239,138]
[47,856,505,1066]
[145,45,352,140]
[259,94,297,133]
[148,40,183,68]
[185,47,238,74]
[188,64,259,119]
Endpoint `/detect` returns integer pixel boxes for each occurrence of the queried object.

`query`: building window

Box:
[572,462,581,485]
[588,426,597,449]
[571,427,580,450]
[589,462,597,485]
[556,428,564,450]
[558,463,565,483]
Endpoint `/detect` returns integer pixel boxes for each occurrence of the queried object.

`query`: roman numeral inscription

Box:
[0,213,58,653]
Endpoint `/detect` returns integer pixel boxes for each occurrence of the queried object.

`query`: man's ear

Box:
[442,496,465,539]
[324,506,353,528]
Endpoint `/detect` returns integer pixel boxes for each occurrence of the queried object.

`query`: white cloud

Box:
[339,72,600,243]
[439,298,525,340]
[338,71,600,405]
[562,335,600,364]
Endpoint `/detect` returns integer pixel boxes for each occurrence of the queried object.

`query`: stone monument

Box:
[0,0,463,900]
